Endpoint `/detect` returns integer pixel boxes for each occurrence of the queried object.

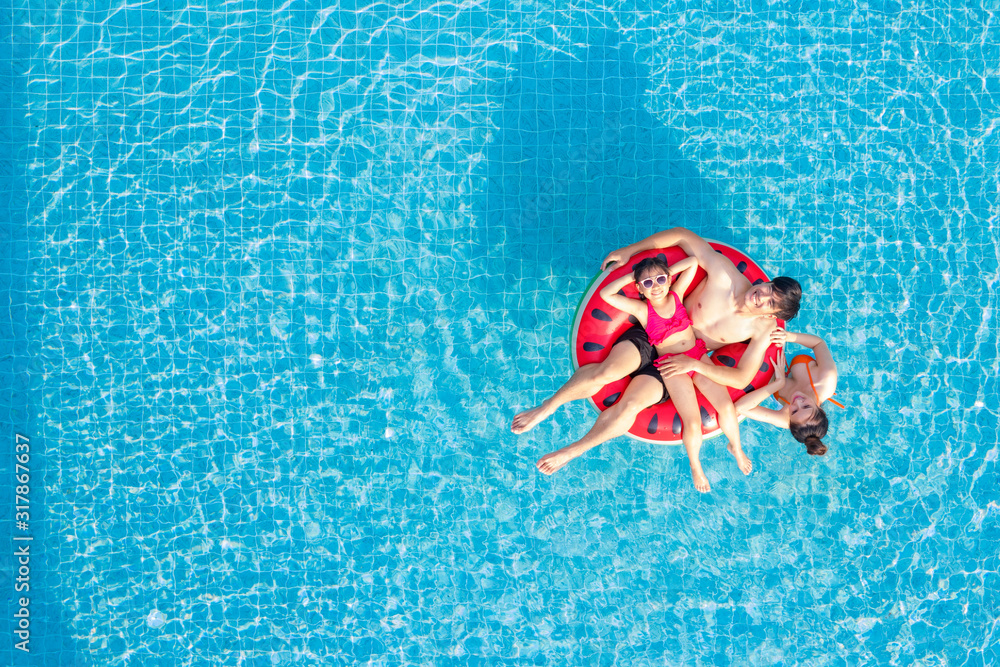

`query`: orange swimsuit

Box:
[774,354,845,409]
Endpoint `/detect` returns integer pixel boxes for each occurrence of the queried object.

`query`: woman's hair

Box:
[788,407,829,456]
[631,258,672,301]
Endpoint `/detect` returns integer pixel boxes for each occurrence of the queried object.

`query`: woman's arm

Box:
[786,332,835,369]
[785,331,838,398]
[599,274,647,322]
[739,404,790,428]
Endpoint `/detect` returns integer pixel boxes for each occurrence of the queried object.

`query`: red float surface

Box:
[570,243,785,444]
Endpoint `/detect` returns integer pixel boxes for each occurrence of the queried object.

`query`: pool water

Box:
[2,0,998,665]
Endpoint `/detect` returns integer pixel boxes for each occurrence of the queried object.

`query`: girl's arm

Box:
[667,256,699,298]
[599,274,647,322]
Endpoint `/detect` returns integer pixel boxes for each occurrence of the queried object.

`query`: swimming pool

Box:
[2,0,998,664]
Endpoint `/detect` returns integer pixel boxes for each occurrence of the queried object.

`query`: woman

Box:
[733,331,842,455]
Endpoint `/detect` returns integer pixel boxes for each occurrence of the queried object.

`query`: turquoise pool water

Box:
[1,0,998,665]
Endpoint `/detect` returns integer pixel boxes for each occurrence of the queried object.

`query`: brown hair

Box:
[788,407,829,456]
[771,276,802,321]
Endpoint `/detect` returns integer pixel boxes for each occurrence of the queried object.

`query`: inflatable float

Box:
[570,242,785,444]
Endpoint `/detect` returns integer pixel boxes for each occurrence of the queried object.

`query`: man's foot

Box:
[690,467,711,493]
[727,441,753,475]
[512,403,554,434]
[536,447,580,475]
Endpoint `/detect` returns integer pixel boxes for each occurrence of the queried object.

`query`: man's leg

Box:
[512,341,643,434]
[535,375,663,474]
[693,369,752,475]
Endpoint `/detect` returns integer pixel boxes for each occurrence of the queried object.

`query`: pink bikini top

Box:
[646,292,693,345]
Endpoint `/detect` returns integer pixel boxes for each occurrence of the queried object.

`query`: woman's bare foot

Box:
[726,441,753,475]
[536,447,580,475]
[512,403,554,434]
[690,466,711,493]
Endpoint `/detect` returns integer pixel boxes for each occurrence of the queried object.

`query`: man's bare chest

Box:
[688,304,755,347]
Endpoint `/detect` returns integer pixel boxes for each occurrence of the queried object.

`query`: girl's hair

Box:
[788,407,829,456]
[632,257,672,301]
[632,257,671,280]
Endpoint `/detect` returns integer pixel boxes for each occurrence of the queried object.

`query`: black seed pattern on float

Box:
[576,245,768,446]
[647,414,658,434]
[591,308,612,322]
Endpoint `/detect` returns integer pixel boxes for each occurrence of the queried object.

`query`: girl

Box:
[594,256,747,492]
[731,332,841,455]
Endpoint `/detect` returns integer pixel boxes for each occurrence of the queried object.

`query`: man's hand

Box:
[602,250,628,271]
[656,354,698,378]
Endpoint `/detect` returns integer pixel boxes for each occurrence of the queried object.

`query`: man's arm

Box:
[733,348,788,422]
[656,319,778,388]
[602,227,730,274]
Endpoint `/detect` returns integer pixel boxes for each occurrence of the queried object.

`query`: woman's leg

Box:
[513,341,643,434]
[535,375,663,475]
[693,362,752,475]
[662,373,710,492]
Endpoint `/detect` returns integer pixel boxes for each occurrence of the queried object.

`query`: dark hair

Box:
[632,257,672,301]
[771,276,802,321]
[788,407,829,456]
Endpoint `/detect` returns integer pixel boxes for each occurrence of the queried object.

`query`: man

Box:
[601,227,800,386]
[511,227,801,486]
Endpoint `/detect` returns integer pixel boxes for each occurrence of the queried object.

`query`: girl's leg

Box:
[693,360,752,475]
[662,373,710,492]
[513,341,643,434]
[536,375,663,475]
